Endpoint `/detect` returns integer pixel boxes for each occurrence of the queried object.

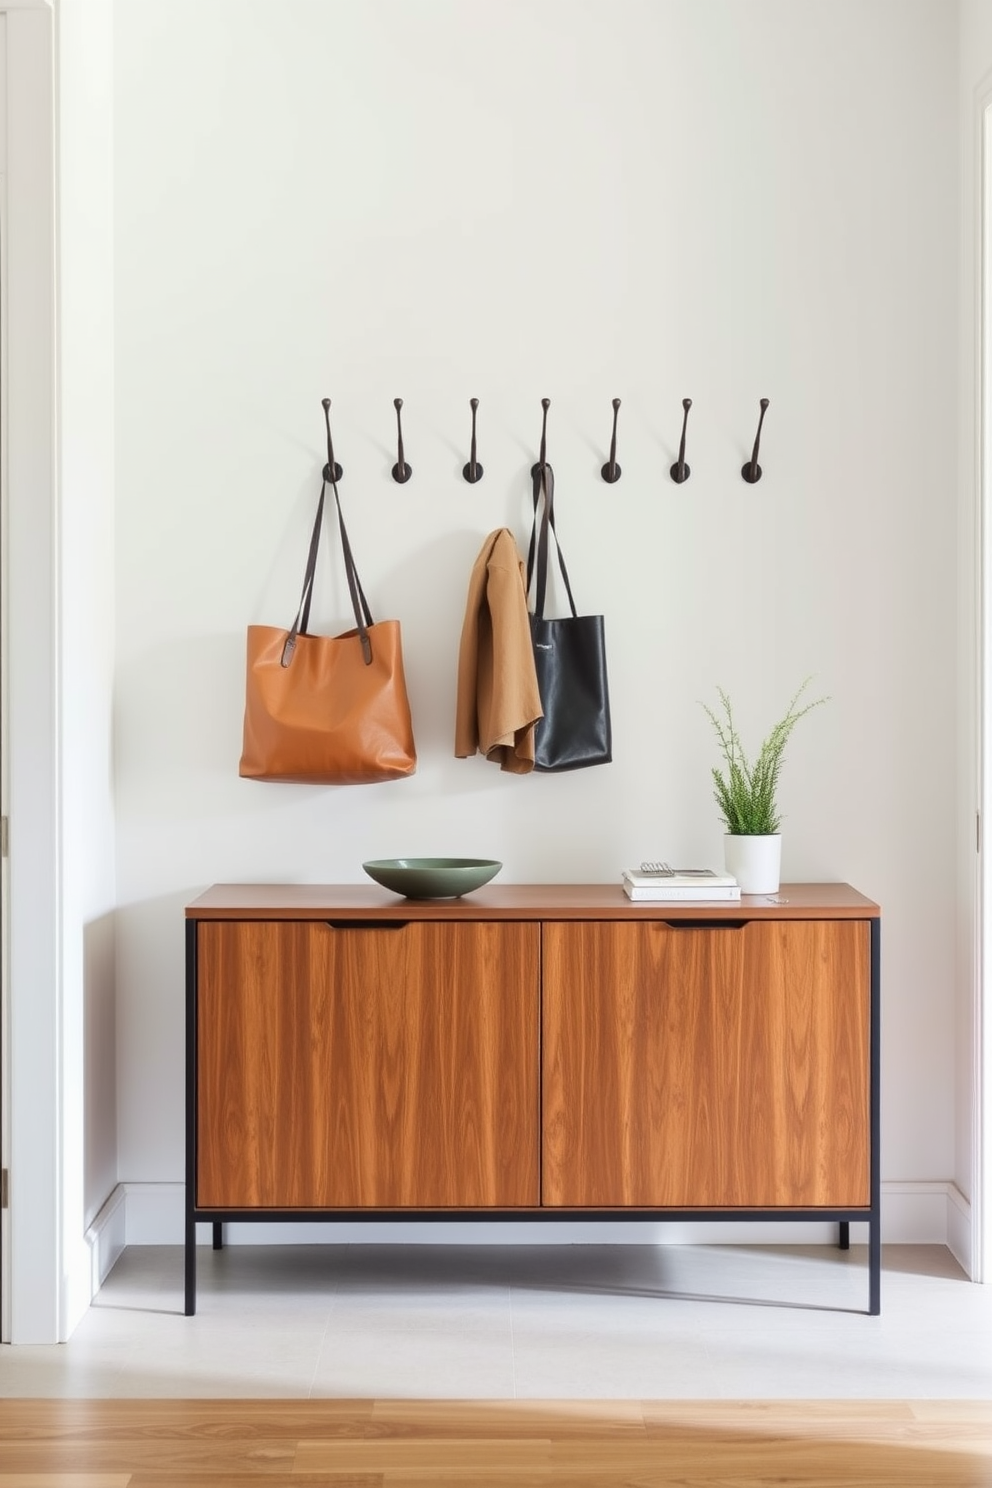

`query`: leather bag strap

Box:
[330,479,374,661]
[526,463,578,621]
[281,419,376,668]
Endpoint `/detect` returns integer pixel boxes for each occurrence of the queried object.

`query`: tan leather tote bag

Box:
[239,406,417,785]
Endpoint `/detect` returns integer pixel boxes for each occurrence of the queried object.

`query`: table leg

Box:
[868,1217,881,1315]
[184,1211,197,1316]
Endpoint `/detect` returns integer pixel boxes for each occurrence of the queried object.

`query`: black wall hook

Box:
[391,397,412,483]
[741,397,770,483]
[670,398,692,484]
[321,398,343,482]
[530,397,551,478]
[462,397,484,483]
[601,398,622,483]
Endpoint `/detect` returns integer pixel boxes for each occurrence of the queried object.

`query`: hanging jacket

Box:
[454,528,543,774]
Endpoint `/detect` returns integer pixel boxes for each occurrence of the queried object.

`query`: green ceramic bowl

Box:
[362,857,502,899]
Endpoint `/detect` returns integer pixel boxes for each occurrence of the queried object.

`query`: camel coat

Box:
[454,528,543,774]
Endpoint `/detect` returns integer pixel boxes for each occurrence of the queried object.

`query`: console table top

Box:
[186,882,879,921]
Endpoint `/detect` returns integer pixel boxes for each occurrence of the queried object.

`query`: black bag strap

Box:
[281,412,375,668]
[525,462,578,621]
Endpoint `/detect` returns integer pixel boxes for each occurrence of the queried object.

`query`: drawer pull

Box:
[663,919,747,930]
[324,919,410,930]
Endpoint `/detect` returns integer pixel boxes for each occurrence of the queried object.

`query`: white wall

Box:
[959,0,992,1279]
[110,0,961,1235]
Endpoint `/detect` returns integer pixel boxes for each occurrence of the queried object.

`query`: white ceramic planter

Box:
[724,833,782,894]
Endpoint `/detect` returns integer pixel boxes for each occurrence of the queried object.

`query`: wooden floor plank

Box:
[295,1437,558,1471]
[367,1400,648,1438]
[0,1477,132,1488]
[0,1441,295,1473]
[295,1434,992,1485]
[0,1399,374,1440]
[125,1479,381,1488]
[376,1471,989,1488]
[2,1399,992,1488]
[642,1400,919,1430]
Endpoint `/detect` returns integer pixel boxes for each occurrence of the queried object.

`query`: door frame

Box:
[0,13,8,1343]
[977,83,992,1289]
[3,1,59,1344]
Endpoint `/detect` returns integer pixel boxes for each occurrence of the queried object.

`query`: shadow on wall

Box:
[84,912,117,1229]
[113,890,201,1200]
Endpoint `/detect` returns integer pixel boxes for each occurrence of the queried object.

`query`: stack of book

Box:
[621,865,741,902]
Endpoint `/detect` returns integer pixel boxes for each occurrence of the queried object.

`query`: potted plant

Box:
[701,678,828,893]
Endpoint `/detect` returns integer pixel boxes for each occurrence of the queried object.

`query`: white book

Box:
[622,879,742,902]
[622,867,738,890]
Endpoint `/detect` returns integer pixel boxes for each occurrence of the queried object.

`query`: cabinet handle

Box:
[324,920,410,930]
[662,920,747,930]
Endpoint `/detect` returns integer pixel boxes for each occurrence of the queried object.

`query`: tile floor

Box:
[1,1242,988,1399]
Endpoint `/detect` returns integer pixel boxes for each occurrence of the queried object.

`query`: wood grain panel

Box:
[196,920,539,1209]
[542,919,870,1208]
[737,920,870,1207]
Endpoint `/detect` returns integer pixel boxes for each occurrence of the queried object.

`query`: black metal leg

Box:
[184,1210,197,1316]
[185,919,198,1316]
[868,1217,881,1315]
[838,1221,850,1250]
[212,1222,224,1250]
[868,916,881,1315]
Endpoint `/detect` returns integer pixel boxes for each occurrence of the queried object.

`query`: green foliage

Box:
[701,678,828,836]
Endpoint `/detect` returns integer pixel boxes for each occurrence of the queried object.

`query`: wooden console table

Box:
[185,882,880,1314]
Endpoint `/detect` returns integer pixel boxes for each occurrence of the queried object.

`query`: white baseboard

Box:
[113,1179,974,1259]
[84,1184,127,1293]
[946,1181,973,1276]
[881,1180,970,1249]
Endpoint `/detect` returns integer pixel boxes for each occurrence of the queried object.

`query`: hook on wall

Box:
[321,398,343,482]
[601,399,622,483]
[391,398,412,483]
[670,398,692,484]
[462,398,484,483]
[741,397,770,483]
[530,397,551,478]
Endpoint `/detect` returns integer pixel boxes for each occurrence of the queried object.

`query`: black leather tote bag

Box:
[525,463,612,772]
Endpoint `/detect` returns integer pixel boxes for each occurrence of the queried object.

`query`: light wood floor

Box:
[3,1399,992,1487]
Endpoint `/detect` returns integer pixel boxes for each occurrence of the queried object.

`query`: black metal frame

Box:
[184,914,882,1317]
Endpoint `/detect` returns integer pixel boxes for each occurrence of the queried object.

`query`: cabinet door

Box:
[542,919,870,1209]
[196,920,539,1209]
